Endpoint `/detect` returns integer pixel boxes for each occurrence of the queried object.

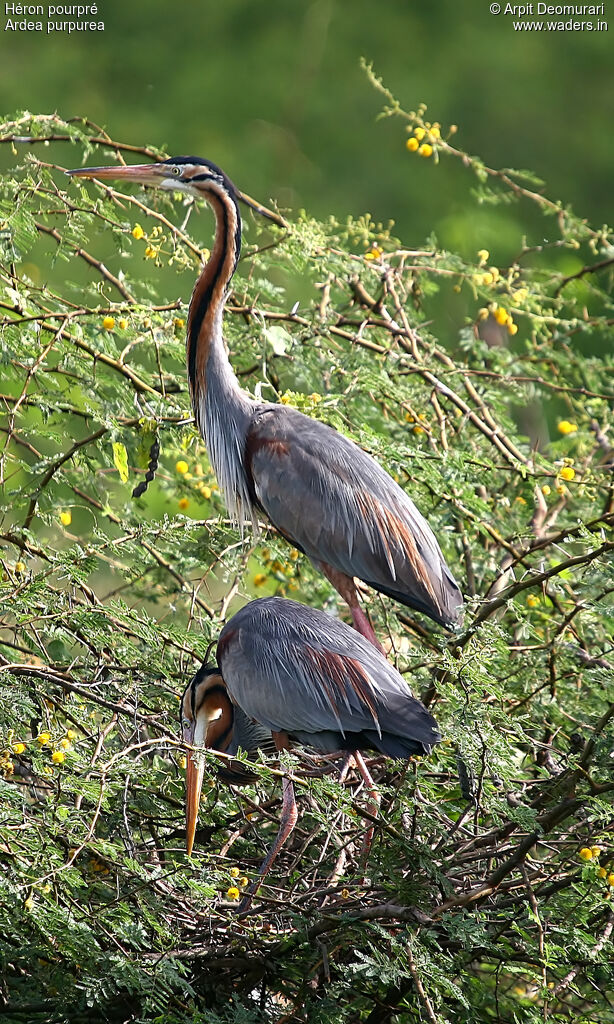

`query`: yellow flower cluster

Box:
[174,458,218,511]
[405,121,442,160]
[404,411,428,435]
[227,866,248,891]
[557,420,578,435]
[101,315,129,331]
[526,594,540,608]
[579,846,613,886]
[59,510,72,527]
[560,466,575,482]
[364,245,383,262]
[251,545,301,595]
[477,303,518,336]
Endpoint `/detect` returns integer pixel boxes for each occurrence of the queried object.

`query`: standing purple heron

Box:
[180,596,441,899]
[67,158,463,648]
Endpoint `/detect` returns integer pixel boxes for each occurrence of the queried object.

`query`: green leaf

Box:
[112,441,129,483]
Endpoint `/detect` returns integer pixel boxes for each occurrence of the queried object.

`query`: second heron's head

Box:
[180,661,234,856]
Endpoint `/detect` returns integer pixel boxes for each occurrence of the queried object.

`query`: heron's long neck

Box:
[186,187,257,531]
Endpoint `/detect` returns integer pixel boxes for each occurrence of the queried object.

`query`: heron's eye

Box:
[181,717,191,731]
[171,166,182,177]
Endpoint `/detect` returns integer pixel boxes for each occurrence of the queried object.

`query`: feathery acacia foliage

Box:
[0,89,613,1023]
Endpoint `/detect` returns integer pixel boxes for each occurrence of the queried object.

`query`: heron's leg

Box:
[352,749,381,870]
[337,751,354,785]
[238,732,298,915]
[318,562,385,654]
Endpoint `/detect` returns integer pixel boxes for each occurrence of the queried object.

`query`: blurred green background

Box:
[1,0,612,257]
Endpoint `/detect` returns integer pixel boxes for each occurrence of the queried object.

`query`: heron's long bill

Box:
[66,163,169,186]
[184,747,205,857]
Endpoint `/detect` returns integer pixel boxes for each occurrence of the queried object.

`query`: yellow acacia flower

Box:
[36,732,51,746]
[118,318,128,330]
[418,143,433,158]
[59,510,72,527]
[591,846,602,857]
[178,497,190,511]
[477,249,490,264]
[508,323,518,336]
[24,896,34,911]
[239,876,248,887]
[341,888,350,899]
[541,484,551,496]
[429,125,441,139]
[132,224,144,240]
[12,742,26,755]
[199,485,212,500]
[413,127,426,141]
[175,460,189,475]
[557,420,578,435]
[406,137,419,152]
[253,573,267,587]
[51,750,65,764]
[14,561,26,573]
[526,594,540,608]
[494,306,510,326]
[174,317,185,328]
[598,866,608,878]
[66,730,77,741]
[229,867,240,878]
[607,873,614,886]
[579,847,593,861]
[144,246,157,260]
[102,316,115,330]
[226,886,240,901]
[560,466,575,482]
[59,738,71,750]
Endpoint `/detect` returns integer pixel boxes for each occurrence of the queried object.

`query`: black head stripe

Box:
[163,156,238,195]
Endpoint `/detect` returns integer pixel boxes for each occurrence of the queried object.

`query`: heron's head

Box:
[180,660,234,856]
[66,156,239,202]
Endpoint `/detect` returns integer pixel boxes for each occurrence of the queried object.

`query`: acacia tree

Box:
[0,82,613,1023]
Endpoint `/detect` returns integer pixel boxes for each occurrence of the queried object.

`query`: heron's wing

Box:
[245,406,462,627]
[218,597,440,756]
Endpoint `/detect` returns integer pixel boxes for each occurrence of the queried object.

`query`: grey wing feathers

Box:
[245,406,462,627]
[218,597,441,757]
